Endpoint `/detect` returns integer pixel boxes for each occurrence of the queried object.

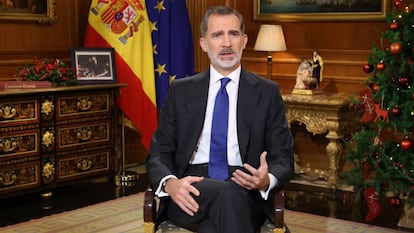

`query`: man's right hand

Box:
[164,176,204,216]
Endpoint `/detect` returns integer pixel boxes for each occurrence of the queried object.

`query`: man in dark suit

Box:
[145,5,294,233]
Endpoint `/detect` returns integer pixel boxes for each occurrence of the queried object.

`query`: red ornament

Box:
[363,63,374,73]
[390,42,402,54]
[392,106,400,116]
[398,76,409,85]
[390,22,398,30]
[401,138,412,151]
[376,62,385,71]
[372,83,380,92]
[395,0,402,8]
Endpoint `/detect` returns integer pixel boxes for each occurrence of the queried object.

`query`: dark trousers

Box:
[166,164,267,233]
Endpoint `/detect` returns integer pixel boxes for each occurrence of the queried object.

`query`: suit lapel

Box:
[183,71,210,164]
[237,69,260,161]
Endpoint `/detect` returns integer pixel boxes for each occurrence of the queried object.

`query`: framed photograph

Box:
[0,0,56,23]
[71,48,117,84]
[254,0,390,22]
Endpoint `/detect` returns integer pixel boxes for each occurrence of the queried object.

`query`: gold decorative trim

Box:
[0,0,57,24]
[0,137,17,153]
[42,131,55,148]
[0,104,17,120]
[0,171,17,186]
[76,158,93,171]
[283,93,361,185]
[41,99,54,116]
[274,227,286,233]
[143,222,155,233]
[42,161,55,184]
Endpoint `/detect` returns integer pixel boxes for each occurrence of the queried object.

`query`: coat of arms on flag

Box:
[89,0,146,45]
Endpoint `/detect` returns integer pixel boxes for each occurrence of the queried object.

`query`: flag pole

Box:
[115,111,139,186]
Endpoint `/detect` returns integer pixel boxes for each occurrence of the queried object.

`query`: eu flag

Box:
[147,0,195,108]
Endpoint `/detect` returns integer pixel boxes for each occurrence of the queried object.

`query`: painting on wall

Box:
[254,0,390,21]
[0,0,56,23]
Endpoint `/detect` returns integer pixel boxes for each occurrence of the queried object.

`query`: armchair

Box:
[143,185,288,233]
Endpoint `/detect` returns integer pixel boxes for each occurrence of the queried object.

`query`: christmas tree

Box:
[343,0,414,223]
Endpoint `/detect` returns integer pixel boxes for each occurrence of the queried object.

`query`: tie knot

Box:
[220,77,231,89]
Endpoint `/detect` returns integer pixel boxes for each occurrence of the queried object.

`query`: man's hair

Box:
[200,6,245,37]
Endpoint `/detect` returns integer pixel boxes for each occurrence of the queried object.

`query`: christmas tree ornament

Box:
[390,21,399,30]
[358,89,376,123]
[392,106,401,116]
[376,62,385,71]
[401,138,412,150]
[363,63,374,73]
[398,76,410,87]
[372,83,380,92]
[390,42,402,54]
[363,187,381,222]
[374,104,389,123]
[395,0,402,8]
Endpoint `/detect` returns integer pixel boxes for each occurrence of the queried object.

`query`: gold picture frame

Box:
[0,0,56,23]
[254,0,390,22]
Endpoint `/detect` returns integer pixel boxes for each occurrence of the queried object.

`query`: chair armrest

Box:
[143,185,156,233]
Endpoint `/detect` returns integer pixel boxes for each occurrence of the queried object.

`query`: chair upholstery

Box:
[143,185,287,233]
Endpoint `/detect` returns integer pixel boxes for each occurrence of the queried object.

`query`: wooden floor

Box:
[0,165,413,232]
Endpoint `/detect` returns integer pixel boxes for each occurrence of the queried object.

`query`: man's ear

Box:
[199,38,207,52]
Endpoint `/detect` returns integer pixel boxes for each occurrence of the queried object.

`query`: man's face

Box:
[199,14,248,76]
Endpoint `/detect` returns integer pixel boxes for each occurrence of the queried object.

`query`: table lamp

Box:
[254,24,287,79]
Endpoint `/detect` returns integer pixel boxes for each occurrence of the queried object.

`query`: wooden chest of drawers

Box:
[0,84,125,198]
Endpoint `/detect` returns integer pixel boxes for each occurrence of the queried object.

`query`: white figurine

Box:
[294,58,313,89]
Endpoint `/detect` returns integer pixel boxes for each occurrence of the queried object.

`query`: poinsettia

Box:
[14,58,78,87]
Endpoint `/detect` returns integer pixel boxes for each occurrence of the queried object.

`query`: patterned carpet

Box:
[0,192,408,233]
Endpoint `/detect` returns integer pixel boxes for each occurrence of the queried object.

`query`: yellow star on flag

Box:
[155,63,167,77]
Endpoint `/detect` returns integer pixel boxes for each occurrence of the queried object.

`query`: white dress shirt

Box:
[190,65,242,166]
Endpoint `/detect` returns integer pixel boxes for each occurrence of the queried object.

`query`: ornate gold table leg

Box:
[325,119,342,185]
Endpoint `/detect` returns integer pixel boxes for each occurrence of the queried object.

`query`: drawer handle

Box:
[0,105,17,120]
[0,138,17,153]
[0,171,17,186]
[77,128,92,141]
[76,98,92,111]
[77,158,93,171]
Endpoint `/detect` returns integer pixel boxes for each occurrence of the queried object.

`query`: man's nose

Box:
[222,35,231,47]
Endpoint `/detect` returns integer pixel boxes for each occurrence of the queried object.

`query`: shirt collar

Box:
[210,65,241,85]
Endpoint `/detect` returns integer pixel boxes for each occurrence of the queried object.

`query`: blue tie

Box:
[209,77,231,180]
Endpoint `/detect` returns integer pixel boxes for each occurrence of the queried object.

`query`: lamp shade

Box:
[254,24,287,52]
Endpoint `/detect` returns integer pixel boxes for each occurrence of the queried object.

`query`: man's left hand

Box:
[231,151,270,190]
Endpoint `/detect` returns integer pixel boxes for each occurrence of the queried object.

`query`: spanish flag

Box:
[84,0,157,151]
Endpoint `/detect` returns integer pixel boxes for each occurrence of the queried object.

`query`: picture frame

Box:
[71,48,117,84]
[0,0,57,23]
[254,0,390,22]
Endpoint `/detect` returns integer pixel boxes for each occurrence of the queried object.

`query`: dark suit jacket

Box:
[145,67,294,224]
